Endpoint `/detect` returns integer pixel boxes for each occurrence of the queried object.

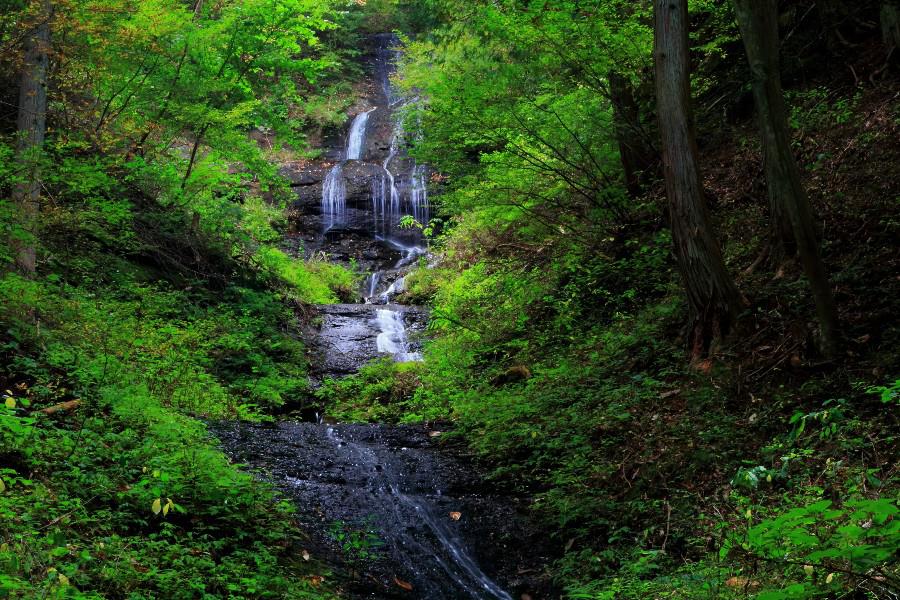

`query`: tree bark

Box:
[654,0,744,358]
[734,0,841,358]
[609,71,654,198]
[11,0,51,275]
[883,1,900,51]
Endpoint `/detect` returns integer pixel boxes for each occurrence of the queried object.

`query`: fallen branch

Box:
[37,400,81,415]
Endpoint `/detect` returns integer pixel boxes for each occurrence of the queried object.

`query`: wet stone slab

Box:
[307,304,428,380]
[208,421,550,600]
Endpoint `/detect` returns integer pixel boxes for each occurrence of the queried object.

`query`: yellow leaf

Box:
[58,574,69,586]
[826,572,835,584]
[4,397,14,409]
[152,498,162,515]
[163,503,170,516]
[0,478,6,493]
[745,509,752,519]
[803,565,814,576]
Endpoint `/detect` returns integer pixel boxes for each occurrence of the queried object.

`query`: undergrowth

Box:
[318,81,900,597]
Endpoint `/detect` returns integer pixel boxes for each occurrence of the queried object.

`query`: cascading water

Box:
[410,163,430,226]
[365,271,382,298]
[320,425,513,600]
[211,418,524,600]
[375,308,421,362]
[347,108,374,160]
[369,35,430,245]
[212,34,528,600]
[321,165,346,232]
[322,109,374,232]
[375,127,402,238]
[382,276,405,300]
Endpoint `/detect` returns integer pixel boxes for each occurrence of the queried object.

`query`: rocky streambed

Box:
[210,421,553,599]
[209,33,556,599]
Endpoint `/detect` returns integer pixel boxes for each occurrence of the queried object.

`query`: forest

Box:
[0,0,898,598]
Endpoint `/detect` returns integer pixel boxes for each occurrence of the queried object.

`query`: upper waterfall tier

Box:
[346,108,374,161]
[284,34,431,272]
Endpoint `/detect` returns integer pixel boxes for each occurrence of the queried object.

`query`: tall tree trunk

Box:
[733,0,841,358]
[883,1,900,52]
[654,0,744,358]
[11,0,51,275]
[609,71,654,198]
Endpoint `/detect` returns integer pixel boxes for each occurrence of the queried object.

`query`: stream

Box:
[211,34,550,599]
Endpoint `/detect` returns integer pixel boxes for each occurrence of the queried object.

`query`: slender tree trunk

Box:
[11,1,51,274]
[654,0,744,358]
[182,123,209,190]
[609,71,653,198]
[883,1,900,51]
[734,0,841,358]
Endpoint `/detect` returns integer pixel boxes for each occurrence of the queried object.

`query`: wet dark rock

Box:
[306,304,427,381]
[228,33,557,600]
[208,421,555,600]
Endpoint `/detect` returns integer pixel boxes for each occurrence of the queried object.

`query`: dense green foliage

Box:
[0,0,398,596]
[3,0,899,598]
[318,0,900,597]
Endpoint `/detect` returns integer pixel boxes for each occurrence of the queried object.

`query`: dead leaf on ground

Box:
[308,575,324,587]
[394,577,414,591]
[429,431,443,438]
[725,576,759,589]
[449,511,462,521]
[301,549,310,561]
[694,359,713,374]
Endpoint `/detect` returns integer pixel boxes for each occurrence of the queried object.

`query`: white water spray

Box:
[322,109,375,232]
[347,108,375,161]
[375,308,421,362]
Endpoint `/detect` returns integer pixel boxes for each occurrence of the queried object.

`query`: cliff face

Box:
[280,34,430,277]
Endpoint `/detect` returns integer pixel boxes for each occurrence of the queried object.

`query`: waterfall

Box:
[373,118,431,242]
[375,308,421,362]
[410,163,429,226]
[365,271,382,299]
[380,126,402,237]
[371,173,388,237]
[347,108,374,161]
[322,109,374,232]
[377,34,401,106]
[322,164,346,232]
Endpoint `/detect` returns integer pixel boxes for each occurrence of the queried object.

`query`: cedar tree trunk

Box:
[654,0,744,357]
[11,0,51,274]
[734,0,841,357]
